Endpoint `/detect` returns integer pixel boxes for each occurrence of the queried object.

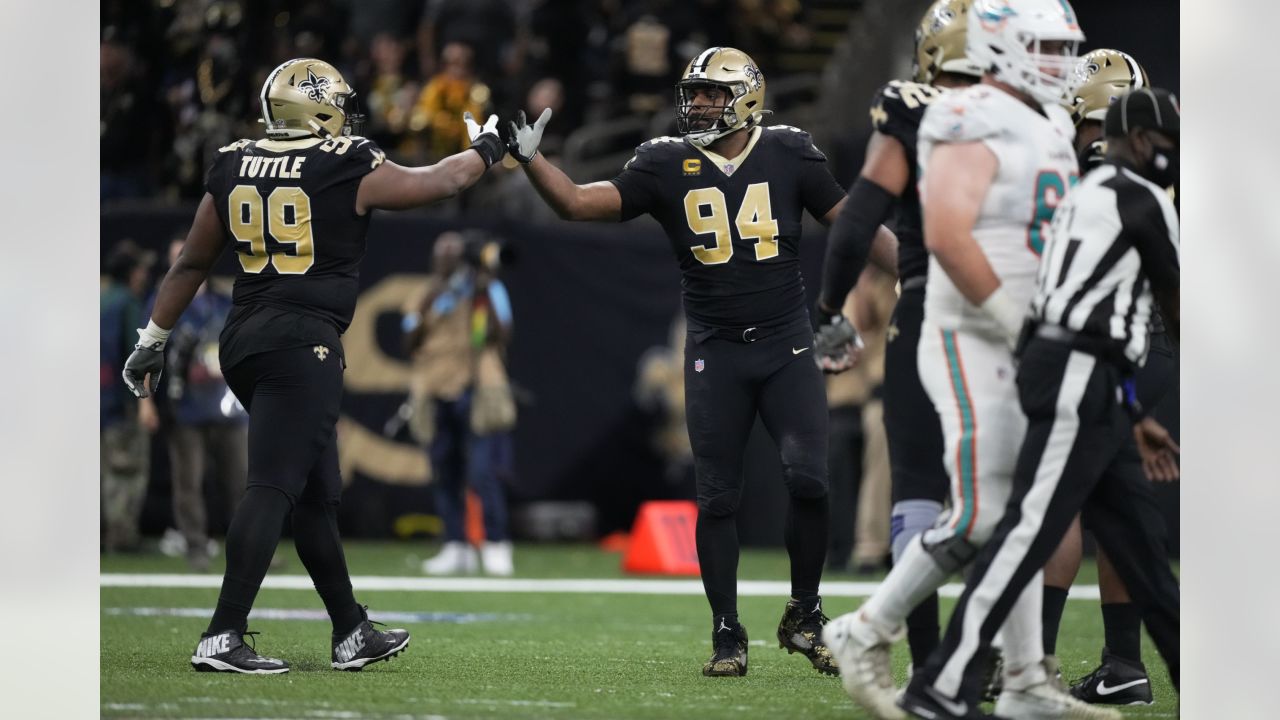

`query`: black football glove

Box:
[122,344,165,399]
[814,311,863,374]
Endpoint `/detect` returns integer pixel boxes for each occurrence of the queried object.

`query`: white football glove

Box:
[507,108,553,163]
[463,111,499,143]
[462,111,505,167]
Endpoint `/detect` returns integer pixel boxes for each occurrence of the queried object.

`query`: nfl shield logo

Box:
[694,359,705,373]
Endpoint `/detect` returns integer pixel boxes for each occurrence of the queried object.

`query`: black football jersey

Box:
[203,135,386,367]
[610,125,845,329]
[868,80,947,282]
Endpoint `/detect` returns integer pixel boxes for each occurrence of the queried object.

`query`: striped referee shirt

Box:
[1031,162,1179,364]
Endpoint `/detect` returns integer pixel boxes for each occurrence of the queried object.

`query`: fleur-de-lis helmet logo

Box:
[296,68,332,103]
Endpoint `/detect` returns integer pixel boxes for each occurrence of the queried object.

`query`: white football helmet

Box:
[966,0,1085,106]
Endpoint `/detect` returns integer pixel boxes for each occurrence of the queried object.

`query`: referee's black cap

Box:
[1104,87,1180,139]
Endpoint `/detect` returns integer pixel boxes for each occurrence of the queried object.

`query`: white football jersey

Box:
[918,84,1079,341]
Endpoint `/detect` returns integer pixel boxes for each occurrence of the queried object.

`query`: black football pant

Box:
[208,345,362,637]
[684,320,829,619]
[882,284,948,665]
[912,336,1180,704]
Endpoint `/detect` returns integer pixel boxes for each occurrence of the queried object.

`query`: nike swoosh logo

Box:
[1096,678,1149,695]
[792,347,810,355]
[926,688,969,716]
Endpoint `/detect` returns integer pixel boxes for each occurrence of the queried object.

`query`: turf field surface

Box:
[101,542,1177,719]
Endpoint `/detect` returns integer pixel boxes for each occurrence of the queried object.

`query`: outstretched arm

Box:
[520,154,623,222]
[356,112,505,213]
[507,109,622,222]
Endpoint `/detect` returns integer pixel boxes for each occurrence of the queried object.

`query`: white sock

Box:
[861,536,951,633]
[1000,571,1046,688]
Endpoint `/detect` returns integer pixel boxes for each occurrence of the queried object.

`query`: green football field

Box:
[101,542,1177,719]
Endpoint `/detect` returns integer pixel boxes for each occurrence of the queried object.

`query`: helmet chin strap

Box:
[686,109,771,148]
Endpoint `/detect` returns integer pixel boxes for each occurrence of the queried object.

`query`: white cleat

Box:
[480,541,515,576]
[996,675,1122,720]
[421,541,479,575]
[823,611,906,720]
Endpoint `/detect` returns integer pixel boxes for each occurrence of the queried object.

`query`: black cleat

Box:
[191,630,290,674]
[332,606,411,671]
[702,618,749,677]
[777,596,838,675]
[1069,648,1153,706]
[898,682,995,719]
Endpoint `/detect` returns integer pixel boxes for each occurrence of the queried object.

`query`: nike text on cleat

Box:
[1069,648,1153,706]
[331,606,411,671]
[703,620,748,677]
[190,630,290,674]
[777,597,838,676]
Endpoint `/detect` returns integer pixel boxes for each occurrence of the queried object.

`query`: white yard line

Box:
[101,574,1102,600]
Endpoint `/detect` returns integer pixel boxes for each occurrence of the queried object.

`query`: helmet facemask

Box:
[675,80,745,147]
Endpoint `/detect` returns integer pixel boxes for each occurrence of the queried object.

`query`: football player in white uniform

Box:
[825,2,1120,719]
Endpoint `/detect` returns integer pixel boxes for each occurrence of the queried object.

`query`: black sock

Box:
[293,500,363,636]
[1101,602,1143,663]
[713,612,741,630]
[1042,585,1070,655]
[208,487,292,635]
[905,593,940,668]
[785,495,829,600]
[696,511,740,618]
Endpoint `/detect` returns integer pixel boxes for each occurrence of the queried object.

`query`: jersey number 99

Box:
[229,185,316,274]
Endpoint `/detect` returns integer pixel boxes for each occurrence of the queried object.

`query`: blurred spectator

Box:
[634,315,693,488]
[411,41,491,161]
[101,242,156,552]
[416,0,519,83]
[730,0,812,72]
[824,265,897,573]
[360,32,423,155]
[142,240,249,572]
[849,266,897,573]
[101,30,157,201]
[405,233,517,576]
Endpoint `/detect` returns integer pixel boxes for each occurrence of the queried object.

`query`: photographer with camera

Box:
[404,231,517,576]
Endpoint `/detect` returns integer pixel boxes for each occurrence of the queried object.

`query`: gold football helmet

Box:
[259,58,364,139]
[914,0,984,84]
[675,47,769,148]
[1065,49,1149,126]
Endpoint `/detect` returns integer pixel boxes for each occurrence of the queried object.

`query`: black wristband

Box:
[470,133,506,168]
[818,176,896,312]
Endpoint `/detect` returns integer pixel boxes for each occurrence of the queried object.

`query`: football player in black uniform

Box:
[816,0,983,674]
[1039,49,1179,707]
[122,58,509,674]
[507,47,894,677]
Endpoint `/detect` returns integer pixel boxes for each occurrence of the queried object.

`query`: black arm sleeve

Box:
[817,176,896,313]
[799,157,847,220]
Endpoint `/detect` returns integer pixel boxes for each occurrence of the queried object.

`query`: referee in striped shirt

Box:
[901,88,1181,716]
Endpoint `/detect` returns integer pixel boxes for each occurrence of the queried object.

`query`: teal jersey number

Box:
[1027,171,1078,256]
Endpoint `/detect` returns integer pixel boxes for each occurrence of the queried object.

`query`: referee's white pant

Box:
[913,333,1179,703]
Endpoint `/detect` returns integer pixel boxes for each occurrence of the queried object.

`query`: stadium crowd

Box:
[102,0,826,203]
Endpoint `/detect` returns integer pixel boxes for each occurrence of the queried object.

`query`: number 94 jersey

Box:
[918,85,1078,341]
[610,125,846,329]
[205,135,387,336]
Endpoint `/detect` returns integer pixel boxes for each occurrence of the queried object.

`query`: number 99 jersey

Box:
[918,85,1078,341]
[609,125,846,330]
[204,135,386,368]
